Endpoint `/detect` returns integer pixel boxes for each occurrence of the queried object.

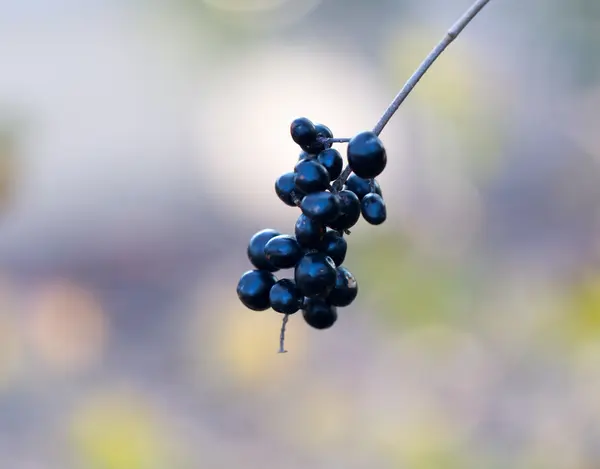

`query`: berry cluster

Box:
[236,117,388,350]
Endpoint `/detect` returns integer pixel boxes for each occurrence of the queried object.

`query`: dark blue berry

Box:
[294,160,330,194]
[295,213,326,248]
[294,252,337,298]
[347,131,387,179]
[247,229,280,271]
[328,266,358,307]
[319,231,347,266]
[302,298,338,329]
[290,117,317,148]
[300,191,341,223]
[304,123,333,153]
[237,269,277,311]
[264,235,303,269]
[327,190,361,231]
[275,172,303,207]
[361,193,387,225]
[269,279,303,314]
[344,174,382,200]
[317,148,343,180]
[298,151,316,162]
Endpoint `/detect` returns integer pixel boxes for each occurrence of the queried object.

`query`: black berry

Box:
[294,160,330,194]
[290,117,317,148]
[298,151,316,162]
[300,191,341,224]
[304,123,333,154]
[328,266,358,307]
[327,190,361,231]
[295,213,326,248]
[317,148,343,180]
[269,279,303,314]
[247,229,280,271]
[344,174,382,200]
[264,235,303,269]
[275,172,303,207]
[294,252,337,298]
[237,270,277,311]
[361,193,387,225]
[302,298,338,329]
[319,231,347,266]
[347,131,387,178]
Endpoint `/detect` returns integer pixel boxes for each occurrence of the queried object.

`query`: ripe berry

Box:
[317,148,343,180]
[344,174,382,200]
[328,266,358,307]
[298,151,316,162]
[275,172,303,207]
[327,190,361,231]
[295,213,326,248]
[319,231,347,266]
[269,279,303,314]
[302,298,338,329]
[247,229,280,271]
[347,131,387,178]
[294,160,330,194]
[290,117,317,148]
[304,123,333,154]
[237,269,277,311]
[361,193,387,225]
[294,252,337,297]
[300,191,341,224]
[264,235,303,269]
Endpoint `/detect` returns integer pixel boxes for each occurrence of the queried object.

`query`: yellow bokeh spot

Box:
[69,391,172,469]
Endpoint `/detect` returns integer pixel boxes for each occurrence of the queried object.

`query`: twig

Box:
[278,314,289,353]
[372,0,492,136]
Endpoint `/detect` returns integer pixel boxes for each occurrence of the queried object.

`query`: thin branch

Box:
[278,314,289,353]
[372,0,492,136]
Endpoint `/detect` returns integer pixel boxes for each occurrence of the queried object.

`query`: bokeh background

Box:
[0,0,599,467]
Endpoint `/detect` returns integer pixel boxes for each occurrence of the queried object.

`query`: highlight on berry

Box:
[236,116,388,352]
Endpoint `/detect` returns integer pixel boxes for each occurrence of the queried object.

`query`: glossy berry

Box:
[328,266,358,307]
[269,279,303,314]
[295,213,326,248]
[317,148,343,180]
[237,270,277,311]
[300,191,341,224]
[361,193,387,225]
[344,174,382,200]
[302,298,338,329]
[319,231,347,266]
[275,172,303,207]
[290,117,317,148]
[304,123,333,154]
[264,235,303,269]
[298,151,316,162]
[247,229,280,271]
[294,252,337,298]
[294,160,330,194]
[327,190,361,231]
[347,131,387,178]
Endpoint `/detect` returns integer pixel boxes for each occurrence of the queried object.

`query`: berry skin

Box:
[269,279,303,314]
[328,266,358,307]
[347,131,387,178]
[302,298,338,329]
[300,191,341,224]
[319,231,347,266]
[264,235,303,269]
[304,123,333,154]
[361,193,387,225]
[317,148,343,180]
[275,172,304,207]
[298,151,316,162]
[294,160,330,194]
[290,117,317,148]
[247,229,280,271]
[295,213,326,248]
[344,174,382,200]
[294,252,337,298]
[237,269,277,311]
[327,190,361,231]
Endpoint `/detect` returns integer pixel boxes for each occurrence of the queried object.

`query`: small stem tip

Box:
[278,314,289,354]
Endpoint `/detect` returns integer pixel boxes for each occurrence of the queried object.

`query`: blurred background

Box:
[0,0,599,467]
